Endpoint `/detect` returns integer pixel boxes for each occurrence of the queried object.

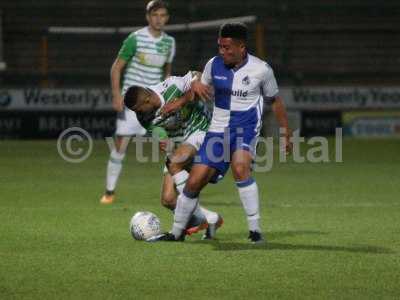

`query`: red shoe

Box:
[185,219,208,236]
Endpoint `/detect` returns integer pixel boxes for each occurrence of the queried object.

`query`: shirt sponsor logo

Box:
[216,88,248,98]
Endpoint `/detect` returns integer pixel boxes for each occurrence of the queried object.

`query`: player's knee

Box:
[168,153,190,175]
[167,161,182,175]
[231,162,250,181]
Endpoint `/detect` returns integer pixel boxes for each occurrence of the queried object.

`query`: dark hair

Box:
[146,0,168,13]
[219,22,248,43]
[124,86,148,110]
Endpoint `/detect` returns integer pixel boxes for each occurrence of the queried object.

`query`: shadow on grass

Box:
[200,200,241,207]
[226,230,327,241]
[192,231,394,254]
[212,242,393,254]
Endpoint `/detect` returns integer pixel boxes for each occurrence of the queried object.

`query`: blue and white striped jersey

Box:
[201,54,278,133]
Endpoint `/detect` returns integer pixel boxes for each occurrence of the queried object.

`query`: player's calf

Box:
[161,199,175,211]
[167,144,196,175]
[160,173,178,210]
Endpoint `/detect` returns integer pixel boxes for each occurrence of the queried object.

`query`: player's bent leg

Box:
[167,144,210,236]
[167,144,222,237]
[168,164,216,240]
[160,172,177,211]
[168,143,196,176]
[168,143,197,194]
[161,164,209,236]
[185,164,216,194]
[232,150,264,243]
[100,136,131,204]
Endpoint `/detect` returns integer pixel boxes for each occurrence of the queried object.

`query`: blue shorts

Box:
[195,126,259,181]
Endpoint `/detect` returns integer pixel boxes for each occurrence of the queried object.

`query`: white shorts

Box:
[163,130,206,174]
[115,108,146,136]
[182,130,206,151]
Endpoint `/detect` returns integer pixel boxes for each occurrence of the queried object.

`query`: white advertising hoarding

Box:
[0,88,112,111]
[1,87,400,111]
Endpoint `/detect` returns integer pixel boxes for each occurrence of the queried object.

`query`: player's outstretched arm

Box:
[191,80,212,101]
[272,96,293,154]
[110,57,127,112]
[160,89,194,116]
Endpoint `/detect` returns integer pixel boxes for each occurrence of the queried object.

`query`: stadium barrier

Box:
[47,16,258,35]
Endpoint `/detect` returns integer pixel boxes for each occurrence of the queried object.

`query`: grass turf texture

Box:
[0,139,399,299]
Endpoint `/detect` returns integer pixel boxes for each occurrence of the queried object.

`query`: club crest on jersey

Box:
[242,76,250,85]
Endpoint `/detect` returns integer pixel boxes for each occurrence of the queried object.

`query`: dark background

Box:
[1,0,399,87]
[0,1,399,139]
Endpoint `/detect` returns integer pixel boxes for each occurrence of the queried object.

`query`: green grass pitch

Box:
[0,138,399,299]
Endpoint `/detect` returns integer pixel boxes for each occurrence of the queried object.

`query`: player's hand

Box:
[112,95,124,112]
[159,140,167,152]
[161,89,195,117]
[191,81,212,101]
[160,99,182,117]
[282,128,293,155]
[159,139,173,153]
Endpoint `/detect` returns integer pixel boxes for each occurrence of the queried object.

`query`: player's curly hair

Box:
[124,86,150,111]
[219,22,248,43]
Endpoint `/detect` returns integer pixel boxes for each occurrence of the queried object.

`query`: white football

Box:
[130,211,161,240]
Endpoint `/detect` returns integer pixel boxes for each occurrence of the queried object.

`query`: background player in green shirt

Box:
[101,1,176,204]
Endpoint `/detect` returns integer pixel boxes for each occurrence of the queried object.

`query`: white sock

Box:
[172,171,207,222]
[172,171,214,224]
[199,206,219,224]
[172,170,189,194]
[106,149,125,192]
[171,192,198,238]
[192,204,206,221]
[237,179,261,232]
